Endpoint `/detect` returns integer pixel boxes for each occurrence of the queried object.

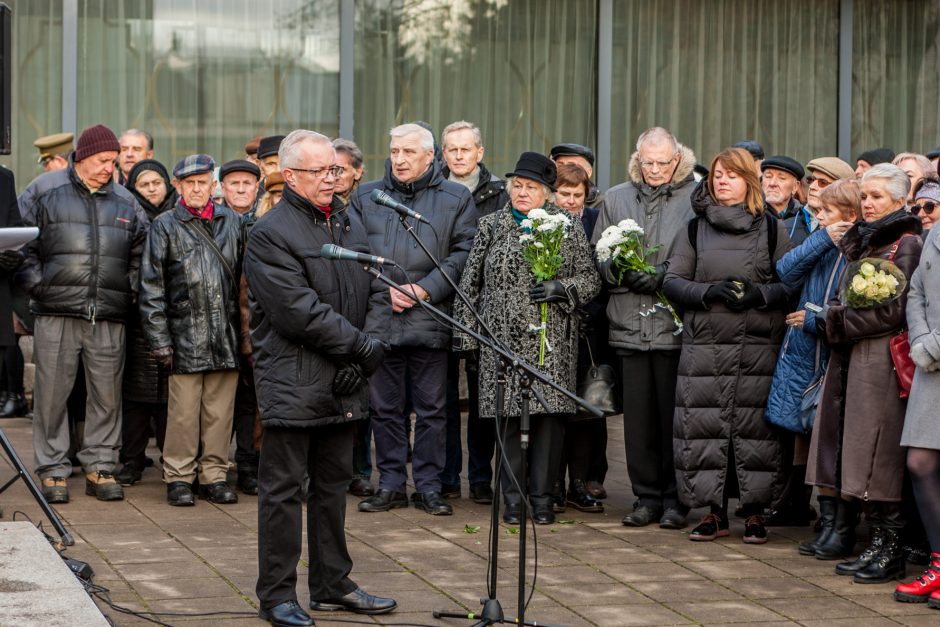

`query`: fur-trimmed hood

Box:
[628,143,697,186]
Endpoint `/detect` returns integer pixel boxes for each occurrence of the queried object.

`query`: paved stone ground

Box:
[0,415,937,626]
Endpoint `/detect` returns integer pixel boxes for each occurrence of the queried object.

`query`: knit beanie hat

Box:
[914,179,940,205]
[856,147,895,166]
[74,124,120,162]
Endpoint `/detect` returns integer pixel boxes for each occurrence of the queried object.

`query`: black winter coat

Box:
[245,186,389,428]
[0,168,21,347]
[18,161,149,322]
[351,160,477,349]
[442,162,508,218]
[139,201,243,374]
[663,182,795,509]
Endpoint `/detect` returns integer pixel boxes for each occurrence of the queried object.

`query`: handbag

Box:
[576,338,618,416]
[889,331,914,399]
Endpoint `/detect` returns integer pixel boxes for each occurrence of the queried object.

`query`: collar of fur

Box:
[628,143,697,186]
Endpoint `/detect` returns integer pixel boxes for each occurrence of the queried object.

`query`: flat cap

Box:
[549,143,595,167]
[264,171,285,192]
[173,154,216,180]
[806,157,855,182]
[219,159,260,181]
[926,146,940,160]
[761,155,804,181]
[34,132,74,160]
[856,147,895,166]
[733,140,765,160]
[244,135,262,156]
[257,135,285,160]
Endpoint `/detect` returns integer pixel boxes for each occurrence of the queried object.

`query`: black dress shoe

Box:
[411,491,453,515]
[469,483,493,504]
[552,492,567,513]
[358,489,408,512]
[503,502,522,525]
[440,483,461,499]
[622,503,662,527]
[566,480,604,513]
[688,513,729,542]
[259,600,314,626]
[116,460,144,487]
[659,507,688,530]
[532,503,555,525]
[347,477,375,497]
[199,481,238,504]
[167,481,195,507]
[743,515,769,544]
[310,587,397,615]
[237,469,259,495]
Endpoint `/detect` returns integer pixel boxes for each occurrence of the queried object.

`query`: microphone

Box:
[370,189,430,224]
[319,243,395,266]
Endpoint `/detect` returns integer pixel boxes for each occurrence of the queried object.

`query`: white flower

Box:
[527,208,549,221]
[519,233,533,243]
[596,246,612,262]
[536,222,557,232]
[533,241,545,249]
[617,218,644,235]
[520,219,533,230]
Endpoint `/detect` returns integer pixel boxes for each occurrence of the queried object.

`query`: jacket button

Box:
[346,412,353,418]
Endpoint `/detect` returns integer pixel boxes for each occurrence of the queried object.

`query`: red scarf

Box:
[182,198,214,220]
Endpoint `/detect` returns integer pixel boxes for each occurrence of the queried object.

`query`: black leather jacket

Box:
[18,161,149,322]
[139,201,243,373]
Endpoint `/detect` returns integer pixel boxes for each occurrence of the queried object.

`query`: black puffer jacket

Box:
[442,162,508,218]
[351,160,477,349]
[18,160,149,322]
[139,201,243,374]
[245,185,389,428]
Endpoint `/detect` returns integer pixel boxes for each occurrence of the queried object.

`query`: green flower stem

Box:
[538,302,547,365]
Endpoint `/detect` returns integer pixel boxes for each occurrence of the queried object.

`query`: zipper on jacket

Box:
[88,303,97,326]
[88,192,101,322]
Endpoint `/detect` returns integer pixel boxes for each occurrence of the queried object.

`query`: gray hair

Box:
[121,128,154,151]
[892,152,935,180]
[441,121,482,148]
[279,130,333,169]
[636,127,678,154]
[862,163,911,203]
[507,176,553,199]
[332,138,363,169]
[389,123,434,151]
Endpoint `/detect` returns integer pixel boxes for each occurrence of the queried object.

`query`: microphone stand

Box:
[363,264,598,627]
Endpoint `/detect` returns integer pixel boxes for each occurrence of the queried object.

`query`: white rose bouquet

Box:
[839,258,907,309]
[519,208,571,365]
[595,218,682,333]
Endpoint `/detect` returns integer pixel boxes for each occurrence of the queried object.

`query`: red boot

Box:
[895,553,940,603]
[929,589,940,609]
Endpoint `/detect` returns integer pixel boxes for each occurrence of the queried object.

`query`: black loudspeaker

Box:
[0,3,10,155]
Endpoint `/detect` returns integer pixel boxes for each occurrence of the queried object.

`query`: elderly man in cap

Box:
[117,129,155,184]
[19,124,149,504]
[854,147,895,179]
[220,159,261,216]
[34,132,74,172]
[761,155,805,218]
[786,157,856,245]
[550,142,605,210]
[139,154,244,507]
[257,135,286,179]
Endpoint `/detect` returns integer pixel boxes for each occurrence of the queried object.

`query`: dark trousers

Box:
[558,418,606,490]
[233,363,260,470]
[120,399,167,465]
[2,343,24,394]
[441,353,494,488]
[256,423,358,609]
[352,418,372,479]
[620,350,681,509]
[500,413,566,506]
[369,348,447,493]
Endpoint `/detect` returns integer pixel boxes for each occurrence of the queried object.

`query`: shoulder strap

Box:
[764,212,779,280]
[182,218,237,287]
[888,233,914,261]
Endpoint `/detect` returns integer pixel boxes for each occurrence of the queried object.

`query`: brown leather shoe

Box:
[85,471,124,501]
[41,477,69,504]
[585,480,607,500]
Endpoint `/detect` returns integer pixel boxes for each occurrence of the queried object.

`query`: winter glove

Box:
[332,363,366,396]
[727,280,765,311]
[624,265,665,295]
[354,334,387,378]
[911,343,938,371]
[530,280,569,304]
[0,250,22,272]
[152,346,174,369]
[814,307,829,341]
[597,258,620,287]
[704,281,740,307]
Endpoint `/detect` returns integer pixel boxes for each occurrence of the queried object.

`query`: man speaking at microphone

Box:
[245,130,395,626]
[350,123,476,516]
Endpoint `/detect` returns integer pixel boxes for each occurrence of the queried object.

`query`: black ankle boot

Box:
[799,496,836,556]
[836,526,884,575]
[0,393,28,418]
[815,498,859,560]
[854,528,906,583]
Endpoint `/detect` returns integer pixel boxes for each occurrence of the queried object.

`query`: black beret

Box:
[733,140,764,160]
[219,159,261,181]
[549,143,595,167]
[257,135,285,159]
[760,155,804,181]
[856,147,895,166]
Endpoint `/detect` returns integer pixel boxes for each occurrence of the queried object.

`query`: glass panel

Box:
[0,0,63,190]
[852,0,940,159]
[75,0,339,172]
[354,0,597,181]
[610,0,840,180]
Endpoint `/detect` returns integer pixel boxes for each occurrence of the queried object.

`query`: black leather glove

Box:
[624,265,665,295]
[814,307,828,341]
[597,258,620,287]
[0,250,22,272]
[530,280,569,304]
[704,281,740,306]
[152,346,174,369]
[354,334,387,377]
[333,363,366,396]
[727,280,765,310]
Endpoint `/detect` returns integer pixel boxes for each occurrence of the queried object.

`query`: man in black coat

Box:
[350,123,477,517]
[0,168,25,415]
[19,124,149,504]
[246,130,395,627]
[139,154,243,507]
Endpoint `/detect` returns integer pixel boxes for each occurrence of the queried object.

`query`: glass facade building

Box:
[3,0,939,191]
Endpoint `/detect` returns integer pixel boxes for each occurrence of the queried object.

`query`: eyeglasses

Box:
[912,200,937,216]
[289,165,345,179]
[640,156,677,171]
[806,175,832,188]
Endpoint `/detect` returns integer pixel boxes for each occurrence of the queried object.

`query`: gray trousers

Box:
[32,315,125,478]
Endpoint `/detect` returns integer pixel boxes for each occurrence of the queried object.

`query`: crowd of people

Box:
[1,119,939,624]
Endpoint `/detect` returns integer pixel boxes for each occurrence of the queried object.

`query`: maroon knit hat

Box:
[74,124,120,162]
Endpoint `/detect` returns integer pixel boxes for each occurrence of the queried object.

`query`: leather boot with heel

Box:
[815,498,859,560]
[855,528,907,583]
[799,496,836,556]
